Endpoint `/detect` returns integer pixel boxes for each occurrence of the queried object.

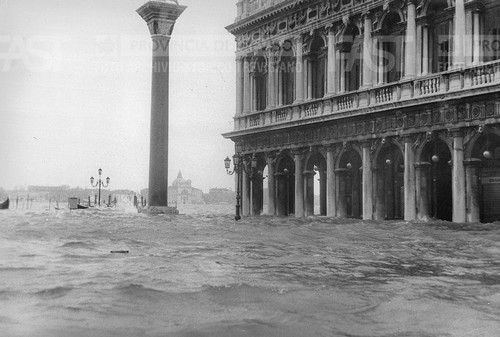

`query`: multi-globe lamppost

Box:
[224,153,257,221]
[90,168,110,207]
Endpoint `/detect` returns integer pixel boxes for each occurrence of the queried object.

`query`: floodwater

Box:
[1,201,500,337]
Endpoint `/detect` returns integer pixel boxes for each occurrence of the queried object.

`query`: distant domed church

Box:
[168,171,204,205]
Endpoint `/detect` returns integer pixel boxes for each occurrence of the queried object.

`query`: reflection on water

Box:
[1,202,499,337]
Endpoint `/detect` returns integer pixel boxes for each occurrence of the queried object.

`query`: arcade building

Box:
[223,0,500,223]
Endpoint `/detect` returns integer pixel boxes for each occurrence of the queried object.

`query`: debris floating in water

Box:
[111,250,129,254]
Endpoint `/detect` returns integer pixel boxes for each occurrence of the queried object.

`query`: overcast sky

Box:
[0,0,237,193]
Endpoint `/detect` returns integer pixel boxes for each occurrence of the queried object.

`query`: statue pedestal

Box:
[138,206,179,215]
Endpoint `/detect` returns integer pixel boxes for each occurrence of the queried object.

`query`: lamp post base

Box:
[138,206,179,215]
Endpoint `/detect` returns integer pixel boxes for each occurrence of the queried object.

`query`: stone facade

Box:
[223,0,500,223]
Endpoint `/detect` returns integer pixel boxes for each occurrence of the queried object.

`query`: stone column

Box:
[404,137,417,220]
[137,0,186,214]
[306,58,313,99]
[405,0,417,78]
[327,29,337,95]
[422,25,430,75]
[377,38,385,85]
[236,57,244,115]
[339,52,346,93]
[415,162,431,221]
[266,153,276,215]
[464,158,482,223]
[295,36,304,103]
[326,146,336,217]
[452,129,467,222]
[472,9,482,65]
[361,142,373,220]
[304,170,315,216]
[267,49,276,108]
[362,13,373,88]
[464,158,483,222]
[242,166,250,216]
[453,0,466,68]
[335,169,348,218]
[293,150,304,217]
[243,57,251,112]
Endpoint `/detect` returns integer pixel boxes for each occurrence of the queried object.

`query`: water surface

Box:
[1,202,499,336]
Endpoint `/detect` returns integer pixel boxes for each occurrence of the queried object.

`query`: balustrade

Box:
[417,76,441,95]
[233,61,500,131]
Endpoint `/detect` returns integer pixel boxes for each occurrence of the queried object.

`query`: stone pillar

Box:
[422,25,430,75]
[405,0,417,78]
[374,168,386,220]
[137,0,186,214]
[267,50,276,108]
[304,170,315,216]
[295,36,304,103]
[415,162,431,221]
[306,58,313,99]
[293,151,304,217]
[378,39,385,85]
[243,57,251,112]
[464,158,482,223]
[452,129,467,223]
[453,0,466,68]
[236,57,244,115]
[266,154,276,215]
[335,169,348,218]
[404,137,417,220]
[242,166,250,216]
[326,146,336,217]
[361,142,373,220]
[472,10,482,65]
[362,13,373,88]
[339,52,346,93]
[327,29,337,95]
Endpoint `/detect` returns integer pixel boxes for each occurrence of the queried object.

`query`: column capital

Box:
[137,1,187,37]
[449,127,464,138]
[414,161,431,169]
[463,158,483,167]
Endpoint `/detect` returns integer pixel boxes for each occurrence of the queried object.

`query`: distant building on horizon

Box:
[168,171,204,205]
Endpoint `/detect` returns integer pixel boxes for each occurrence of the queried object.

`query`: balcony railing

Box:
[234,60,500,132]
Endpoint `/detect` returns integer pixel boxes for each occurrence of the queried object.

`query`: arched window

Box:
[309,35,327,99]
[483,7,500,62]
[278,40,296,105]
[378,12,404,83]
[250,56,267,111]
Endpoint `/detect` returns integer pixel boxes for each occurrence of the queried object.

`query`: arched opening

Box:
[250,56,267,111]
[337,148,362,218]
[375,143,404,220]
[471,132,500,222]
[276,154,295,216]
[378,12,404,84]
[483,6,500,62]
[304,152,327,216]
[309,35,327,99]
[422,138,453,221]
[278,40,296,105]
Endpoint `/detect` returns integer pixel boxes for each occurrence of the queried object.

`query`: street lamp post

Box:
[224,153,257,220]
[90,168,110,207]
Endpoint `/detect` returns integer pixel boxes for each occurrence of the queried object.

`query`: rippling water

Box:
[1,201,500,337]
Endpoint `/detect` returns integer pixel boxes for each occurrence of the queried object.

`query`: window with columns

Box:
[278,40,296,105]
[346,28,362,92]
[377,12,404,84]
[308,35,327,99]
[250,56,267,111]
[483,6,500,62]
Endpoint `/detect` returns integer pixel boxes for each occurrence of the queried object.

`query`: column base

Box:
[138,206,179,215]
